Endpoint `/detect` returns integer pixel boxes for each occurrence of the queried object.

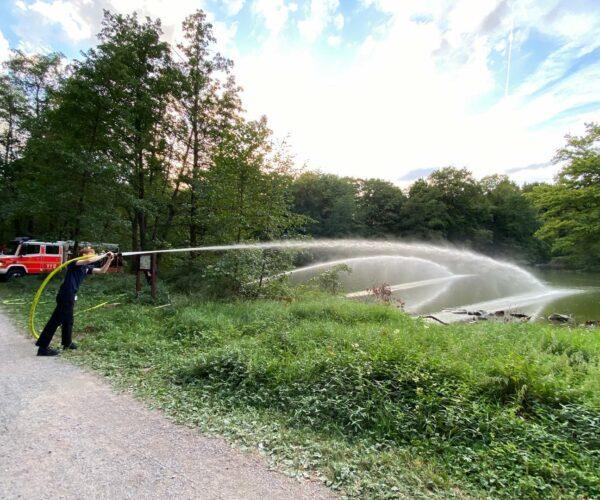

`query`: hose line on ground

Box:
[28,255,104,340]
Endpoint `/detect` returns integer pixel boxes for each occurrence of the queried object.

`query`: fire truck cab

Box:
[0,237,120,280]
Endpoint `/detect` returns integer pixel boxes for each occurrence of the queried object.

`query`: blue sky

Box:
[1,0,599,184]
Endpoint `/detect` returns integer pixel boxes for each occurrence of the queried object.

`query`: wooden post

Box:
[135,256,141,296]
[150,253,157,300]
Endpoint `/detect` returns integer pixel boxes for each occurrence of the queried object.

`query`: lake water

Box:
[393,268,600,323]
[390,269,600,323]
[279,241,599,323]
[383,268,599,323]
[530,270,600,323]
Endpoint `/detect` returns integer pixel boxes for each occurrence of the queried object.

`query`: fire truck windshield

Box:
[3,242,20,255]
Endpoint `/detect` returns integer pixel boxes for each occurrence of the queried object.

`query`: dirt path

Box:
[0,311,335,499]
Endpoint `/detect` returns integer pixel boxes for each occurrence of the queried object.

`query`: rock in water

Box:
[548,313,572,323]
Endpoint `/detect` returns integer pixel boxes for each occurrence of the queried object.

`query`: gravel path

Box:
[0,311,335,499]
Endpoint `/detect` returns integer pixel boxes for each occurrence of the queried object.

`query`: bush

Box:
[165,248,297,299]
[174,298,599,497]
[305,264,352,295]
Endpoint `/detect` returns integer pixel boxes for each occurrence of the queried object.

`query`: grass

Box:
[1,274,599,498]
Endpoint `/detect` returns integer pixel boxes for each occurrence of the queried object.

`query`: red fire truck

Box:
[0,237,120,280]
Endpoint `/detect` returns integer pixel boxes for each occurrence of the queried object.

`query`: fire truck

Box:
[0,237,120,280]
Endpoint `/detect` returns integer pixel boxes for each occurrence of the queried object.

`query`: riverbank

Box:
[1,275,599,498]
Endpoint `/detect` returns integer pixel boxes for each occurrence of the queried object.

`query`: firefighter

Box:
[36,247,114,356]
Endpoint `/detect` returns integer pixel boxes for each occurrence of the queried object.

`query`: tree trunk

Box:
[189,83,200,250]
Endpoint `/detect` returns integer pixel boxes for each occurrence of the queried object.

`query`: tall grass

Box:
[1,276,598,497]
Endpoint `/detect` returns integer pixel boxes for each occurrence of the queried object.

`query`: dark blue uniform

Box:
[37,262,94,349]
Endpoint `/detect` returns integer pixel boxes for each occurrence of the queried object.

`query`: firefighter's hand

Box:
[106,251,115,260]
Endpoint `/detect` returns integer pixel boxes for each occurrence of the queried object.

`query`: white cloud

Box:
[235,0,599,183]
[253,0,292,36]
[108,0,206,34]
[0,29,10,64]
[334,13,344,31]
[6,0,597,184]
[108,0,239,56]
[12,0,240,60]
[327,35,341,47]
[298,0,339,42]
[28,0,93,42]
[223,0,245,16]
[17,39,53,55]
[212,20,239,57]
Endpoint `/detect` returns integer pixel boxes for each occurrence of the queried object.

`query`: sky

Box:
[0,0,599,185]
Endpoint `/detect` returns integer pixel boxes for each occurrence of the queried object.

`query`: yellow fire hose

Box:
[28,255,105,340]
[74,301,110,316]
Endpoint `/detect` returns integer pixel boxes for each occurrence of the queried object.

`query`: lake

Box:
[531,269,600,323]
[278,241,600,323]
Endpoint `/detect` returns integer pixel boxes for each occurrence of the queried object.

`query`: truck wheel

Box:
[6,268,26,280]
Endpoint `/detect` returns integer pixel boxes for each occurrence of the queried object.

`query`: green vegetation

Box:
[0,11,300,253]
[292,169,544,261]
[527,123,600,270]
[2,276,598,498]
[1,8,598,271]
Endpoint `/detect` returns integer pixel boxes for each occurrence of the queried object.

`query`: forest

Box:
[0,10,598,271]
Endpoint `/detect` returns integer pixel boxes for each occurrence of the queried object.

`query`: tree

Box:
[355,178,406,237]
[5,51,64,124]
[86,11,175,251]
[527,123,600,269]
[176,10,239,249]
[2,12,176,247]
[426,167,491,246]
[0,52,65,239]
[291,172,359,237]
[0,76,27,170]
[15,52,125,242]
[480,174,542,259]
[400,178,450,240]
[207,117,302,243]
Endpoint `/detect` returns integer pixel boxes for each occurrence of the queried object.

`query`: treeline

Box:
[292,168,543,260]
[289,129,599,270]
[0,9,598,270]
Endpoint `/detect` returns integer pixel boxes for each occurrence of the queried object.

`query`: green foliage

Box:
[290,167,545,262]
[291,173,359,237]
[527,123,600,269]
[481,174,545,260]
[306,263,352,295]
[424,167,492,244]
[0,9,303,252]
[0,6,586,270]
[3,278,598,497]
[401,178,451,240]
[0,51,64,241]
[206,119,305,244]
[166,248,297,299]
[356,178,406,237]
